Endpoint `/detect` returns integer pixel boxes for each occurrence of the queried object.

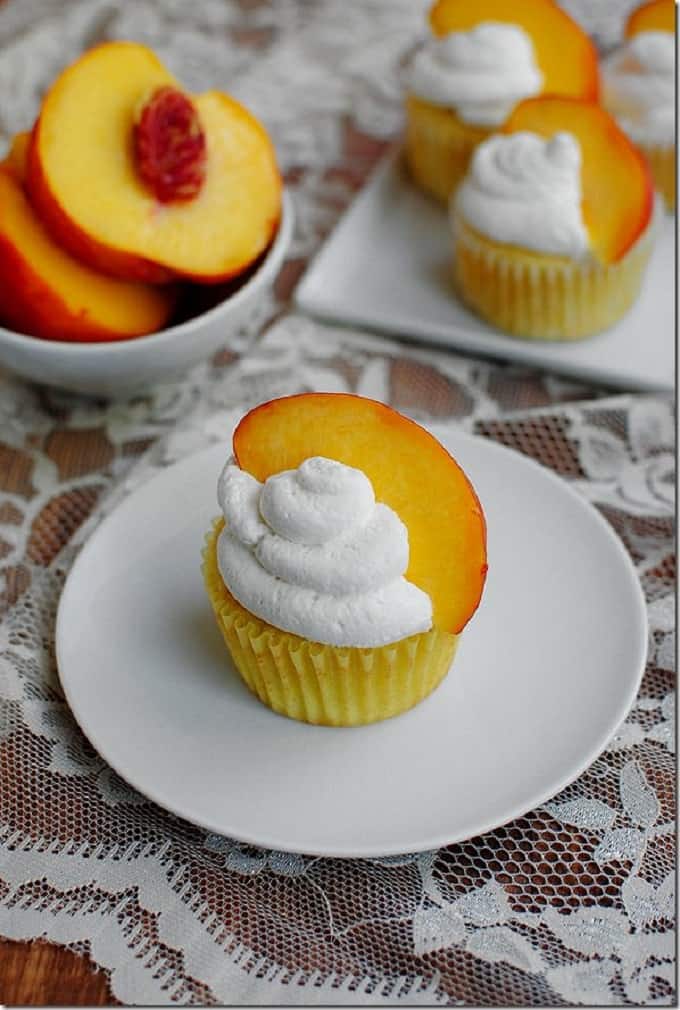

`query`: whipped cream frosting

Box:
[406,22,543,126]
[216,456,432,648]
[455,130,589,257]
[603,31,675,146]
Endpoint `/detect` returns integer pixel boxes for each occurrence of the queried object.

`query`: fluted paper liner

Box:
[404,94,491,204]
[202,519,459,726]
[451,205,658,341]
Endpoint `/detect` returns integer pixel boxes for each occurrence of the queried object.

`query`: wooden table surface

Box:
[0,939,118,1005]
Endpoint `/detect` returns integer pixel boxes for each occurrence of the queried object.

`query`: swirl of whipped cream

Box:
[455,131,589,257]
[260,456,375,545]
[603,31,675,146]
[216,457,432,647]
[406,22,543,126]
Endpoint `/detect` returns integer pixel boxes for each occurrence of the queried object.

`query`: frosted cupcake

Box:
[403,0,599,204]
[451,96,656,340]
[203,393,487,726]
[602,0,675,210]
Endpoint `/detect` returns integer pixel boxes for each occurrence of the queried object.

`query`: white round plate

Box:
[56,430,647,857]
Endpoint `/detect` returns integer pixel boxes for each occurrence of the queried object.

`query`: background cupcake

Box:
[203,393,487,726]
[602,0,675,210]
[403,0,599,204]
[451,96,656,340]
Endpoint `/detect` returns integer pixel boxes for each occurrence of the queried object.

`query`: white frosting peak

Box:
[456,130,590,257]
[216,457,433,647]
[406,22,543,126]
[603,31,675,146]
[260,456,375,545]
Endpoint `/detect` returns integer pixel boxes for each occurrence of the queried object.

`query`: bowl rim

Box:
[0,189,294,357]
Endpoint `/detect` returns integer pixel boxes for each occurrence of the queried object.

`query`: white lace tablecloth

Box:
[0,1,674,1005]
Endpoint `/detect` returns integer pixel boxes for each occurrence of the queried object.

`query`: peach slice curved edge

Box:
[429,0,600,101]
[626,0,676,37]
[233,393,488,636]
[27,41,282,285]
[504,96,654,265]
[0,133,176,342]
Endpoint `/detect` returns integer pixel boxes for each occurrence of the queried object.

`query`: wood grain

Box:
[0,939,119,1006]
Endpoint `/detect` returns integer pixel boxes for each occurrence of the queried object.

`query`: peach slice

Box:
[429,0,599,101]
[626,0,676,36]
[504,96,653,264]
[0,132,176,342]
[233,393,488,635]
[27,41,282,284]
[2,131,30,184]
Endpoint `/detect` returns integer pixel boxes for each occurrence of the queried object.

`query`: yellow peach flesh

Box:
[30,42,282,282]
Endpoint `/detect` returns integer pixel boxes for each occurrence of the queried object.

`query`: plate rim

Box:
[55,430,648,856]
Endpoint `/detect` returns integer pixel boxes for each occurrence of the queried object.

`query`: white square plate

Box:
[296,153,674,392]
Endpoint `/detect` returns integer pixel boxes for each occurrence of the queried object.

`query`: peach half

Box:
[429,0,600,101]
[233,393,488,635]
[504,96,654,264]
[626,0,676,36]
[27,41,282,284]
[0,133,175,343]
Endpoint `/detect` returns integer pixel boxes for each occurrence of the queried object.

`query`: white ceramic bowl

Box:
[0,191,293,397]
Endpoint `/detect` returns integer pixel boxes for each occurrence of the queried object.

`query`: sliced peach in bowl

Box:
[503,96,654,264]
[233,392,488,635]
[27,41,282,284]
[0,190,293,396]
[626,0,676,36]
[0,132,176,343]
[429,0,600,101]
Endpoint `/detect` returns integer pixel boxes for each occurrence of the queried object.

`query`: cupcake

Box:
[602,0,675,211]
[451,96,657,340]
[403,0,599,204]
[203,393,487,726]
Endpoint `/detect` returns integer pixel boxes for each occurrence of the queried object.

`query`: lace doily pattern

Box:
[0,1,675,1005]
[1,319,674,1006]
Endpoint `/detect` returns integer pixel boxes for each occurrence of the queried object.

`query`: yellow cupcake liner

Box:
[451,205,658,341]
[202,519,459,726]
[404,94,491,205]
[640,142,675,212]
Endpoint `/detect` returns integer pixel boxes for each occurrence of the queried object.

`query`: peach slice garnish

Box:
[27,41,282,284]
[2,131,31,184]
[626,0,676,36]
[0,132,176,342]
[504,96,653,264]
[233,393,488,635]
[429,0,599,101]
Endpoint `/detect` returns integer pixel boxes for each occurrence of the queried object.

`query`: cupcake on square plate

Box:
[451,95,657,341]
[203,393,487,726]
[403,0,599,204]
[602,0,675,211]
